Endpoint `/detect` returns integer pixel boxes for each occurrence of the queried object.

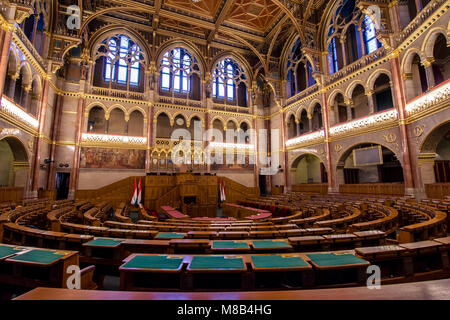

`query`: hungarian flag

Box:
[219,178,226,202]
[131,177,138,205]
[137,177,142,205]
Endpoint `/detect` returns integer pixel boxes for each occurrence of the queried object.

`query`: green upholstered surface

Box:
[189,256,244,270]
[7,249,65,264]
[0,245,22,259]
[251,255,310,269]
[121,255,183,270]
[155,232,186,239]
[306,253,368,267]
[252,240,291,248]
[84,238,123,247]
[212,241,250,249]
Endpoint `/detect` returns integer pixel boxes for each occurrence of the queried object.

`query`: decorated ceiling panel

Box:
[163,0,223,19]
[224,0,283,33]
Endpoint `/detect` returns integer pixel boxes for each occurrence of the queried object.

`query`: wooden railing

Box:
[75,176,143,208]
[90,86,145,100]
[425,183,450,199]
[0,187,24,204]
[292,184,328,194]
[397,206,447,243]
[221,177,259,204]
[339,183,405,195]
[156,187,180,213]
[314,206,362,232]
[38,190,55,200]
[350,205,398,234]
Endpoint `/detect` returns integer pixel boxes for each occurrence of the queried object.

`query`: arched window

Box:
[373,74,393,112]
[94,34,144,89]
[159,47,201,99]
[213,58,248,107]
[328,35,339,74]
[88,107,106,133]
[325,0,382,75]
[286,38,316,97]
[312,104,323,130]
[104,35,141,85]
[299,110,309,134]
[363,15,381,54]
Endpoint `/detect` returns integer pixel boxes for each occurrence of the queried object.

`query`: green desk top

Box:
[0,245,22,259]
[189,256,244,270]
[251,255,310,269]
[212,241,250,249]
[7,249,65,264]
[84,238,123,247]
[121,255,183,270]
[155,232,186,239]
[306,253,368,267]
[252,240,291,248]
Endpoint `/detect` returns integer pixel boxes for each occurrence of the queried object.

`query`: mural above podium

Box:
[80,147,145,169]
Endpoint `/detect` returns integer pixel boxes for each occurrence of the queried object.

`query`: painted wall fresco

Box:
[80,147,145,169]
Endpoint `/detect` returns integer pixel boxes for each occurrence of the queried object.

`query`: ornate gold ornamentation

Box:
[414,125,425,137]
[334,144,342,153]
[28,139,34,152]
[384,133,397,143]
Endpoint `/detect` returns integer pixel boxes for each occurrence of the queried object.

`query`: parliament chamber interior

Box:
[0,0,449,302]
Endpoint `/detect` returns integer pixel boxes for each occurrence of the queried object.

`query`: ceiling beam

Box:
[80,4,266,43]
[152,0,162,31]
[265,14,289,41]
[207,0,236,44]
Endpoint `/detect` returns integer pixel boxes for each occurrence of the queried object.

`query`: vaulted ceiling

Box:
[53,0,329,75]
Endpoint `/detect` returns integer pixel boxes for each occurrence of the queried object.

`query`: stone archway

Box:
[291,153,327,185]
[336,143,404,186]
[418,121,450,185]
[0,136,30,188]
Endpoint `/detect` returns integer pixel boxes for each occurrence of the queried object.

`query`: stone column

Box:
[47,94,63,190]
[402,73,415,102]
[68,97,85,199]
[0,24,12,95]
[392,0,403,32]
[280,111,289,192]
[30,93,40,117]
[346,100,353,121]
[31,79,50,197]
[358,27,366,56]
[145,105,152,173]
[7,72,18,99]
[320,89,336,193]
[22,84,31,110]
[340,38,347,67]
[366,90,375,114]
[204,112,211,173]
[390,55,416,195]
[253,117,259,188]
[421,57,436,90]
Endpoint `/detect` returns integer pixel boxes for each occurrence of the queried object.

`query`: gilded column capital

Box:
[421,57,435,68]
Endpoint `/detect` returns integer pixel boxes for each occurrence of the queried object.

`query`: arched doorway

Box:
[337,143,404,185]
[419,121,450,185]
[0,136,30,189]
[291,154,327,184]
